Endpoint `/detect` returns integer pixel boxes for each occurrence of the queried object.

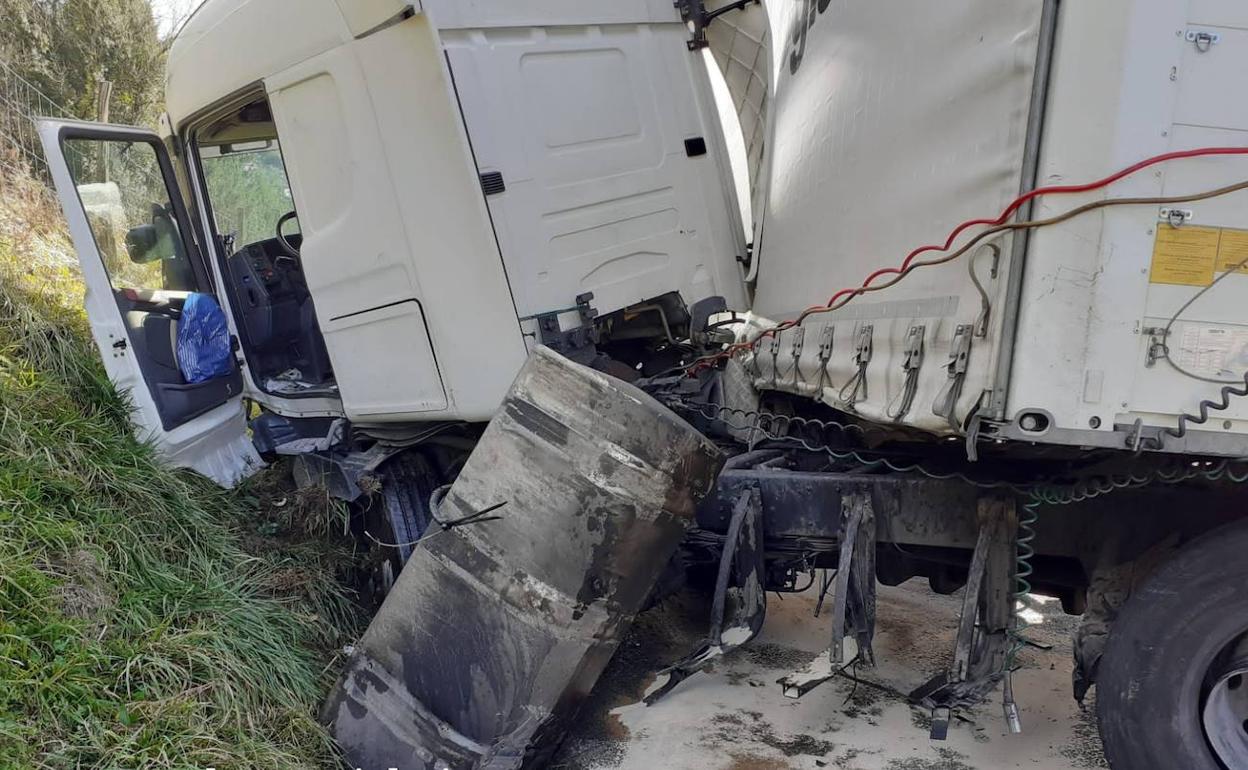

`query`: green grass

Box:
[0,170,359,768]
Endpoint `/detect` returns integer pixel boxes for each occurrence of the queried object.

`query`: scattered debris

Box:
[554,581,1106,769]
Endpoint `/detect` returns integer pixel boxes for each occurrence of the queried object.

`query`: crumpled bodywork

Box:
[325,346,723,768]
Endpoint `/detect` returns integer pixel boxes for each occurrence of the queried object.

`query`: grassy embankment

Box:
[0,165,359,768]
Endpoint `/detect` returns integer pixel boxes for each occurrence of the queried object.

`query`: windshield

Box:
[199,142,297,250]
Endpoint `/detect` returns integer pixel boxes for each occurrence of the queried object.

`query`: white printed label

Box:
[1177,325,1248,379]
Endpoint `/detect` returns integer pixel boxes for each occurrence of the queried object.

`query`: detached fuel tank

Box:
[325,346,722,768]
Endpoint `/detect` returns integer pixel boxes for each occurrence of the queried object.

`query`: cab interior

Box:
[191,95,335,398]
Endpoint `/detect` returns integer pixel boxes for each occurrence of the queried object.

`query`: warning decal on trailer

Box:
[1218,229,1248,274]
[1150,224,1248,286]
[1150,225,1220,286]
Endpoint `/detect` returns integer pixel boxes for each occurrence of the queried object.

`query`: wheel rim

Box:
[1203,648,1248,768]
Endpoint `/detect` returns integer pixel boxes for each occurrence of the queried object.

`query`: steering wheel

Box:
[276,211,301,259]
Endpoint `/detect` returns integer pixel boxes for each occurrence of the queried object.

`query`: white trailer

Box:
[37,1,1248,767]
[750,0,1248,459]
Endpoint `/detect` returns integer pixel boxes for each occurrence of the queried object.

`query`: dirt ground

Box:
[555,580,1108,770]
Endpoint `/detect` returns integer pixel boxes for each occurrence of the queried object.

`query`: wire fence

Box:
[0,56,81,179]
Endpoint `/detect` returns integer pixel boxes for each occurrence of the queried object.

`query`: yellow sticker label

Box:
[1218,228,1248,273]
[1150,224,1220,286]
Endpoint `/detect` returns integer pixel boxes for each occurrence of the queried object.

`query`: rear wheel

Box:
[1097,517,1248,770]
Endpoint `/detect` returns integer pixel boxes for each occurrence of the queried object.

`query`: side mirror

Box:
[124,223,160,262]
[124,203,182,264]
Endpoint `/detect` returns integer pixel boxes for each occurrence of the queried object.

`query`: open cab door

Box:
[38,120,261,486]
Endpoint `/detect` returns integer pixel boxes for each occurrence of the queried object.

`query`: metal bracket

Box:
[535,292,599,363]
[674,0,761,50]
[902,326,925,371]
[839,325,873,408]
[777,492,876,698]
[575,292,598,326]
[1123,416,1164,453]
[1186,29,1221,52]
[909,497,1018,739]
[854,324,874,366]
[768,332,783,388]
[645,487,766,704]
[813,325,836,399]
[888,326,926,422]
[818,326,835,363]
[1143,326,1169,368]
[932,325,974,430]
[790,326,806,389]
[1160,208,1193,226]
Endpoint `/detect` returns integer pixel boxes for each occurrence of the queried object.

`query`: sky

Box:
[150,0,206,37]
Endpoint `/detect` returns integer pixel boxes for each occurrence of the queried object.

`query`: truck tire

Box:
[1097,516,1248,770]
[366,451,442,597]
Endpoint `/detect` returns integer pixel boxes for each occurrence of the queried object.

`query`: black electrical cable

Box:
[1163,373,1248,441]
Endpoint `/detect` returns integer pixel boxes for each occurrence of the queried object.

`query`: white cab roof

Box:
[165,0,410,127]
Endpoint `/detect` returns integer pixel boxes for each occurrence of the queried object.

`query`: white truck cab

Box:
[44,0,1248,478]
[40,0,762,484]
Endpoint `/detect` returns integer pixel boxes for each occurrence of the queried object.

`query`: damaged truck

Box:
[38,0,1248,768]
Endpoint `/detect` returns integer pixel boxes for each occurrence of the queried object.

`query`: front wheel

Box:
[1097,517,1248,770]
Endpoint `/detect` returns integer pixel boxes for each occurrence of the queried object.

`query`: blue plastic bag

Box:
[176,292,234,384]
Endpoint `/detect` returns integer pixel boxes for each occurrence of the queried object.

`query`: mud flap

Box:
[323,347,723,769]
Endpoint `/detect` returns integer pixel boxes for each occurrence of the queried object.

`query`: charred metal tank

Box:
[325,346,723,768]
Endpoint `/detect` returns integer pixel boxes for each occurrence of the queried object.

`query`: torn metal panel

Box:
[829,493,876,668]
[909,497,1018,739]
[325,346,723,769]
[644,486,767,704]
